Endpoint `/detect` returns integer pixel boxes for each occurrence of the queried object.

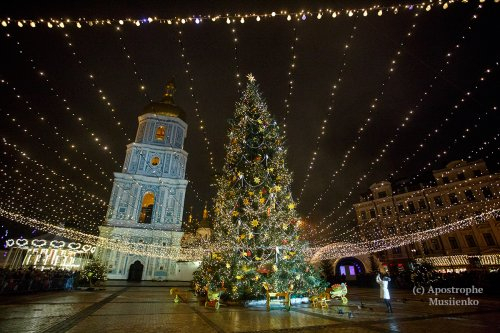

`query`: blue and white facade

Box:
[98,83,192,281]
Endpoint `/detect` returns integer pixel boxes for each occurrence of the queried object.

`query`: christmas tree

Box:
[193,74,326,301]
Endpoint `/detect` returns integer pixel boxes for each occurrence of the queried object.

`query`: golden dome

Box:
[143,80,186,121]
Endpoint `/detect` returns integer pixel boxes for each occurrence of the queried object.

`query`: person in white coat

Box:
[376,273,393,313]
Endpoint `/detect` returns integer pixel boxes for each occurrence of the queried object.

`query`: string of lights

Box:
[0,149,105,211]
[62,31,135,141]
[0,208,201,261]
[312,63,498,245]
[308,11,488,241]
[3,203,498,261]
[1,138,108,205]
[410,106,499,178]
[3,32,122,167]
[326,132,500,246]
[309,208,500,261]
[0,189,105,229]
[465,132,500,166]
[307,12,421,218]
[0,153,106,229]
[0,1,492,29]
[280,25,298,136]
[334,4,483,206]
[390,64,498,178]
[230,26,242,91]
[2,133,110,190]
[0,0,497,267]
[184,173,206,206]
[176,28,216,173]
[115,26,152,103]
[317,178,500,246]
[315,125,499,247]
[0,79,113,182]
[297,20,358,201]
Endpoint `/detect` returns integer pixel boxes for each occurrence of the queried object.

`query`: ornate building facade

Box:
[98,81,192,281]
[353,160,500,272]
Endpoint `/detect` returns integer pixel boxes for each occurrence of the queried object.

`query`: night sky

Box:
[1,1,499,245]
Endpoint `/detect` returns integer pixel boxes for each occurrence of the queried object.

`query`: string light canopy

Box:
[309,60,498,243]
[0,0,498,262]
[1,1,496,28]
[2,206,498,261]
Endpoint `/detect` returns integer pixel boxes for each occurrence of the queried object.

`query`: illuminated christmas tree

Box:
[193,74,325,300]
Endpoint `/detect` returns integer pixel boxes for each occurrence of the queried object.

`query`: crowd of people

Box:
[0,267,78,294]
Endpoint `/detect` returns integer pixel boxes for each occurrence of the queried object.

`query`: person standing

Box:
[376,273,393,313]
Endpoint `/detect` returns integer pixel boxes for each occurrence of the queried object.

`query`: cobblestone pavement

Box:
[1,282,499,333]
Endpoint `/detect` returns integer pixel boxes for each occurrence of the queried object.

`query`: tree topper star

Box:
[247,73,255,82]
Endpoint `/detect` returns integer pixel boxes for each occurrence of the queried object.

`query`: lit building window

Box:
[139,192,154,224]
[155,126,166,140]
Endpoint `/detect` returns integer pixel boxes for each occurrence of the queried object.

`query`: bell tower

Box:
[98,80,189,281]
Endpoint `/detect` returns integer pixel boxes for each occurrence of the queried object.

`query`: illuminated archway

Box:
[335,257,365,281]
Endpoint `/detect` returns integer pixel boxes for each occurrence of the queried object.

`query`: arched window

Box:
[155,126,165,140]
[138,192,154,224]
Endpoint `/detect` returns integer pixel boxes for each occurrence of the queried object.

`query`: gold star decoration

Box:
[247,73,255,82]
[251,219,259,227]
[254,177,260,184]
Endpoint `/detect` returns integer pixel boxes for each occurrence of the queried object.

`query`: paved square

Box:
[1,282,499,332]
